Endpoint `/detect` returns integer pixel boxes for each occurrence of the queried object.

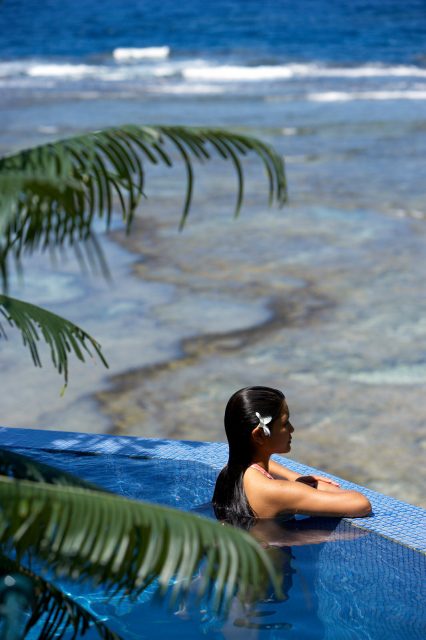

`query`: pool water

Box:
[7,448,426,640]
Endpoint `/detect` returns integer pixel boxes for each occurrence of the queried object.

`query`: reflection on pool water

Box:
[11,448,425,640]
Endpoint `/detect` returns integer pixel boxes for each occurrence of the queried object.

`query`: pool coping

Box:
[0,425,425,554]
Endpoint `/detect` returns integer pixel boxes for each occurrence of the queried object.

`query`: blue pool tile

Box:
[0,426,425,553]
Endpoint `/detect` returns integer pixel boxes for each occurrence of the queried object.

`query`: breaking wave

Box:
[1,55,425,101]
[112,46,170,60]
[307,90,426,101]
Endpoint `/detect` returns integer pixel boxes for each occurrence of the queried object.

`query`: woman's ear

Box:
[251,425,266,446]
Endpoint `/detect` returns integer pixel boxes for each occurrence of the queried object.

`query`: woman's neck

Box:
[251,451,271,471]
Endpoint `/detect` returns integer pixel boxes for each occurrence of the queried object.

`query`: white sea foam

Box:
[349,364,426,385]
[182,62,426,82]
[307,90,426,101]
[0,58,188,83]
[2,57,426,87]
[393,208,426,219]
[3,57,426,101]
[27,63,99,78]
[0,60,104,80]
[183,64,300,81]
[303,63,426,78]
[152,59,209,77]
[148,83,224,95]
[112,46,170,61]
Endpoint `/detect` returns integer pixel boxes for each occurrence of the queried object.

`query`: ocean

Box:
[0,0,425,506]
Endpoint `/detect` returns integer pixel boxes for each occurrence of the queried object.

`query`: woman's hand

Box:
[312,476,339,487]
[312,476,342,492]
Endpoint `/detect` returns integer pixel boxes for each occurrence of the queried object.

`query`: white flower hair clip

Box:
[255,412,272,436]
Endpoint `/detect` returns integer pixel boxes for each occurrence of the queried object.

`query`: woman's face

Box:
[270,401,294,453]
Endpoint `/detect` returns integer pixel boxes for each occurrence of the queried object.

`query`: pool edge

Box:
[0,425,425,554]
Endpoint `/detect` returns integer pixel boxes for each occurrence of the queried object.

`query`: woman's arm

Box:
[244,469,371,519]
[272,482,371,518]
[269,459,340,487]
[269,459,301,481]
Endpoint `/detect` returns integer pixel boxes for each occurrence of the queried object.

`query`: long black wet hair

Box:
[212,386,285,525]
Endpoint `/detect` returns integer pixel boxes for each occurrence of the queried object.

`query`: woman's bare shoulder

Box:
[243,470,292,518]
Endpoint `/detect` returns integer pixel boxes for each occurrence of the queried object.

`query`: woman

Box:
[212,386,371,522]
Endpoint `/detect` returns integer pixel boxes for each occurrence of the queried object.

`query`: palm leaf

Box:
[0,476,282,614]
[0,126,286,382]
[0,125,287,289]
[0,553,122,640]
[0,294,108,386]
[0,172,82,234]
[0,446,109,493]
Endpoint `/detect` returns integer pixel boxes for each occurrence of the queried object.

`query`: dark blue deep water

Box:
[1,0,425,63]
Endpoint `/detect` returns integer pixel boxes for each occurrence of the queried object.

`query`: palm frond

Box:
[0,476,282,613]
[0,553,122,640]
[0,446,109,492]
[0,294,108,385]
[0,125,287,289]
[0,173,82,234]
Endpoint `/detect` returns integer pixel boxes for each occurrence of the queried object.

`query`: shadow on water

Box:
[0,427,216,459]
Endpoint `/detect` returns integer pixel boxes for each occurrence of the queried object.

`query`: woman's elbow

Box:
[345,492,372,517]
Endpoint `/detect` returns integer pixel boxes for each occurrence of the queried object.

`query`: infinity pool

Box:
[4,441,424,640]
